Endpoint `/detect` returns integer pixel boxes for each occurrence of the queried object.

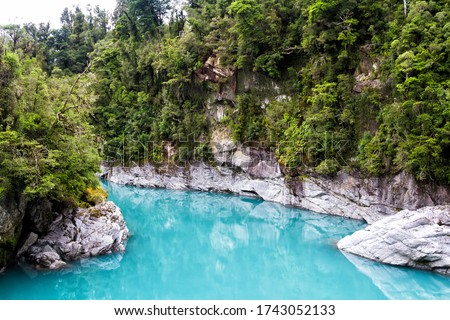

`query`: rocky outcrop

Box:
[0,195,26,272]
[338,206,450,275]
[196,55,234,84]
[210,128,238,165]
[291,170,450,223]
[24,199,54,234]
[103,126,450,224]
[21,201,129,270]
[210,128,282,179]
[353,46,383,93]
[0,196,66,272]
[104,161,450,224]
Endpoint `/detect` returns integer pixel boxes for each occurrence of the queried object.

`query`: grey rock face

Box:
[25,201,129,270]
[338,206,450,275]
[107,162,450,223]
[25,199,54,234]
[211,128,237,165]
[0,195,26,271]
[1,196,67,272]
[290,171,450,223]
[16,232,38,257]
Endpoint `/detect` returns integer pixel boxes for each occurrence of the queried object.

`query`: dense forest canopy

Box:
[91,0,450,183]
[1,0,450,209]
[0,5,110,206]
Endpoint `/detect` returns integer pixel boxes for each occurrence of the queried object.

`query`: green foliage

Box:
[115,0,170,39]
[3,0,445,186]
[0,50,101,205]
[83,186,108,206]
[357,132,386,176]
[354,0,450,183]
[315,159,340,176]
[228,0,265,67]
[1,6,110,75]
[84,0,450,184]
[228,93,266,142]
[276,114,303,169]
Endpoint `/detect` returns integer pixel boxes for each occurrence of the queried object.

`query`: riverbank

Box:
[20,201,129,270]
[102,161,450,224]
[0,199,129,272]
[102,158,450,276]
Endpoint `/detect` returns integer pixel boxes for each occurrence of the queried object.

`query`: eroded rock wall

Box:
[105,159,450,224]
[0,195,26,272]
[21,201,129,270]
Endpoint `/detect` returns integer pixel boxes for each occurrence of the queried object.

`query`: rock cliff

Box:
[0,195,26,272]
[105,160,450,224]
[20,201,129,270]
[105,161,450,274]
[101,122,450,276]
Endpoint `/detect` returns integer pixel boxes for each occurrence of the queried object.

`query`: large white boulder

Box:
[338,206,450,275]
[24,201,129,270]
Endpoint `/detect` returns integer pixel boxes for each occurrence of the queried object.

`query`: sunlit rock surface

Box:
[104,161,450,224]
[22,201,129,270]
[338,206,450,275]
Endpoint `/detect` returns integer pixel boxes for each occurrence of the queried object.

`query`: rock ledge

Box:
[338,205,450,275]
[104,163,450,224]
[21,201,129,270]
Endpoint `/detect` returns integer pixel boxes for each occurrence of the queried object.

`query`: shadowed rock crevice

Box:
[17,201,129,270]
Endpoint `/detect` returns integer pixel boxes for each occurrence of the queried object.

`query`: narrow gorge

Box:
[1,0,450,300]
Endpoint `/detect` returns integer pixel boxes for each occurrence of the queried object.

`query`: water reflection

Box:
[342,252,450,299]
[0,182,449,299]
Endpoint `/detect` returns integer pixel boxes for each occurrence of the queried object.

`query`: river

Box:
[0,181,449,299]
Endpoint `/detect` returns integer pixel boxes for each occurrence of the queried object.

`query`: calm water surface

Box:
[1,182,450,299]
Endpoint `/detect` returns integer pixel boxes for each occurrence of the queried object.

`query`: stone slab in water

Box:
[338,205,450,275]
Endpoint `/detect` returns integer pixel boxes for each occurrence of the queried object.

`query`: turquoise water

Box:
[1,182,450,299]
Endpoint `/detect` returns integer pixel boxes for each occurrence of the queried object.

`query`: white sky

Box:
[0,0,118,28]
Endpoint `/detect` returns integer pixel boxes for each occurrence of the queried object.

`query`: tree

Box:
[1,24,23,51]
[114,0,170,39]
[0,45,101,205]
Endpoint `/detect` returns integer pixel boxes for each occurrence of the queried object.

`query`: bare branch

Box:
[62,61,92,113]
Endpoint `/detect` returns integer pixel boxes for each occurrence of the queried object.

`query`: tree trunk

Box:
[403,0,407,16]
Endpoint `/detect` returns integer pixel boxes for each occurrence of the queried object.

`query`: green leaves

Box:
[398,135,446,182]
[228,0,265,67]
[1,52,21,78]
[0,130,53,198]
[308,0,337,24]
[229,93,266,142]
[0,49,101,205]
[69,0,450,185]
[115,0,170,39]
